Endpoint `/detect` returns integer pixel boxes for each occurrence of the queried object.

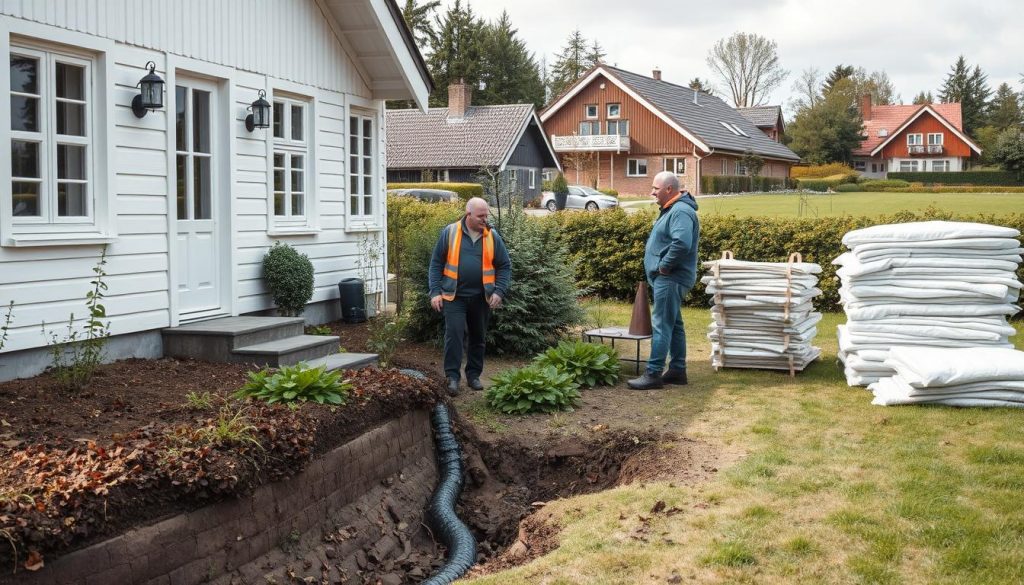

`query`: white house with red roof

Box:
[852,95,982,178]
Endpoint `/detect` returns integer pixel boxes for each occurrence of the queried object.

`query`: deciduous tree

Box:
[786,78,863,164]
[706,32,788,107]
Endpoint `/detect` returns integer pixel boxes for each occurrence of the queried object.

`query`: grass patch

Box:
[701,539,757,567]
[463,396,509,433]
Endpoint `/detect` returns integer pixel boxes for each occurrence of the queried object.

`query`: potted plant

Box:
[552,172,569,211]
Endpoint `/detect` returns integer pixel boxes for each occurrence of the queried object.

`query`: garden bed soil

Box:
[1,318,723,582]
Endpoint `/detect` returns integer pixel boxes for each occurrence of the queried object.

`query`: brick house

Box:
[852,96,982,179]
[737,106,785,142]
[539,65,800,195]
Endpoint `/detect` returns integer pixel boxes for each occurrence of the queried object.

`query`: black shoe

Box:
[468,378,484,391]
[627,373,664,390]
[446,378,460,396]
[662,369,688,385]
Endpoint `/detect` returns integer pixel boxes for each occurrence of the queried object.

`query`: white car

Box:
[540,185,619,212]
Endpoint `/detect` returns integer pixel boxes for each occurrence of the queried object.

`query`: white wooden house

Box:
[0,0,431,381]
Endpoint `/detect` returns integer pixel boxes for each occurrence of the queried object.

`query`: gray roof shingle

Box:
[386,104,534,169]
[605,66,799,161]
[737,106,782,128]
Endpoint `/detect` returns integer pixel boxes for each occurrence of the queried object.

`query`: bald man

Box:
[428,197,512,396]
[628,171,700,390]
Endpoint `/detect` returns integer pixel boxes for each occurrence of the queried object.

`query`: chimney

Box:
[859,94,872,121]
[652,68,662,81]
[448,79,471,120]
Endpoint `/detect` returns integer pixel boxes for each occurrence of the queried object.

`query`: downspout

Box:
[693,148,714,195]
[422,404,477,584]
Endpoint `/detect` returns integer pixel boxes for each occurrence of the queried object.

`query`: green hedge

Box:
[701,175,798,194]
[859,179,911,191]
[542,208,1024,312]
[386,182,484,200]
[887,171,1023,186]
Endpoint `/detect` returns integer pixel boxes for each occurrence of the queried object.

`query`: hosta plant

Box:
[485,364,581,415]
[534,340,621,388]
[235,362,351,405]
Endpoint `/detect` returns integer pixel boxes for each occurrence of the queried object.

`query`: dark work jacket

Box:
[428,217,511,299]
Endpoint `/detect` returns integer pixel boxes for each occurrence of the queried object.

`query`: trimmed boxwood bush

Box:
[386,182,484,200]
[835,183,861,192]
[888,171,1023,186]
[859,179,911,190]
[263,242,314,316]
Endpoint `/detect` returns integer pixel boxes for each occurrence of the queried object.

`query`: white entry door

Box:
[175,78,223,316]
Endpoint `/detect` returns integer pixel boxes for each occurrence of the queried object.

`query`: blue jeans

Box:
[647,278,688,375]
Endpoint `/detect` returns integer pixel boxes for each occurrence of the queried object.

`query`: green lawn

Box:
[467,303,1024,585]
[694,192,1023,218]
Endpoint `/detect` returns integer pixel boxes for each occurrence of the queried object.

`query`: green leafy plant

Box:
[534,340,621,388]
[305,324,332,336]
[263,242,314,316]
[552,172,569,195]
[41,248,111,390]
[365,312,405,367]
[234,362,351,405]
[485,364,581,415]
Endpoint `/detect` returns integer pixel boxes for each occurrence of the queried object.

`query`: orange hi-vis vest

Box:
[440,220,496,301]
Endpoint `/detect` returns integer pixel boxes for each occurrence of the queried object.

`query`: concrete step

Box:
[305,352,379,372]
[231,334,341,367]
[163,316,306,362]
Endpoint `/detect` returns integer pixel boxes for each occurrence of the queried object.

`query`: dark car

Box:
[387,188,458,203]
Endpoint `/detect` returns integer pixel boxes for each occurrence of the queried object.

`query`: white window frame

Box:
[347,106,378,230]
[735,161,748,176]
[721,159,727,174]
[626,158,648,177]
[927,133,943,145]
[931,160,949,172]
[271,94,310,226]
[607,119,629,136]
[528,168,536,189]
[607,103,621,119]
[853,160,866,171]
[1,25,116,247]
[578,120,599,136]
[907,133,923,146]
[584,104,598,119]
[899,160,919,172]
[664,157,686,175]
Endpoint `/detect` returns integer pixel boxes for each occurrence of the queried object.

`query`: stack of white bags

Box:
[703,252,823,374]
[834,221,1023,386]
[870,347,1024,408]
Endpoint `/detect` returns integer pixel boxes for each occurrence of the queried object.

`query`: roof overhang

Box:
[318,0,433,111]
[498,111,563,172]
[870,105,982,156]
[540,66,712,154]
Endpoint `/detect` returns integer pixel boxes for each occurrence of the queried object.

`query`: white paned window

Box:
[928,133,943,145]
[528,168,536,189]
[907,133,923,146]
[931,160,949,172]
[853,161,866,171]
[585,104,598,118]
[607,103,621,118]
[735,161,748,176]
[899,160,919,172]
[271,96,309,222]
[606,119,629,136]
[626,158,647,177]
[664,157,686,175]
[721,159,727,174]
[349,112,375,219]
[9,47,93,224]
[578,120,599,135]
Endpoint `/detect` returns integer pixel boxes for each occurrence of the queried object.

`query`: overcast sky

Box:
[439,0,1024,113]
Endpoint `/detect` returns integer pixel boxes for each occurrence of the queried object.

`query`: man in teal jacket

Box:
[628,171,700,390]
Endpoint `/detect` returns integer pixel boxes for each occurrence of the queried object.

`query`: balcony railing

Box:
[551,134,631,152]
[908,144,944,155]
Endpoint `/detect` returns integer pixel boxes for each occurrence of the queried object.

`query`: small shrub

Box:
[485,364,581,414]
[598,187,619,197]
[860,179,910,190]
[235,362,351,405]
[184,391,214,410]
[552,172,569,195]
[386,182,483,200]
[796,179,836,192]
[305,324,332,336]
[42,248,111,390]
[541,179,554,192]
[534,341,621,388]
[365,312,405,367]
[835,183,861,192]
[263,242,314,316]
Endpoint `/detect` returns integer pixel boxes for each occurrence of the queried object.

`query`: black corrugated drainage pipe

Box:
[422,404,477,584]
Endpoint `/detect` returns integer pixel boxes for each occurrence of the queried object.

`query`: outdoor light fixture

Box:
[132,61,164,118]
[245,89,272,131]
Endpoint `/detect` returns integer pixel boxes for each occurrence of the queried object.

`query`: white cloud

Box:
[436,0,1024,106]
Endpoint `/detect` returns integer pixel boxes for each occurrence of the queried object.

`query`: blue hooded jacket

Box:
[643,193,700,289]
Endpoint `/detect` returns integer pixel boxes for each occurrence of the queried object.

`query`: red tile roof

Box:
[855,103,963,156]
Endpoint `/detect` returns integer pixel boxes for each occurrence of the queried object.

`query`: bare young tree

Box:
[789,67,822,114]
[706,32,788,107]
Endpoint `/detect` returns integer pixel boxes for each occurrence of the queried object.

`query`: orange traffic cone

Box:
[628,281,652,336]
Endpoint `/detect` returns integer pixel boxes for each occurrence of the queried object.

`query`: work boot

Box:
[446,378,460,396]
[468,378,485,391]
[627,372,664,390]
[662,369,688,385]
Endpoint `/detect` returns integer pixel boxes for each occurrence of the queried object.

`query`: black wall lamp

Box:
[246,89,271,131]
[132,61,164,118]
